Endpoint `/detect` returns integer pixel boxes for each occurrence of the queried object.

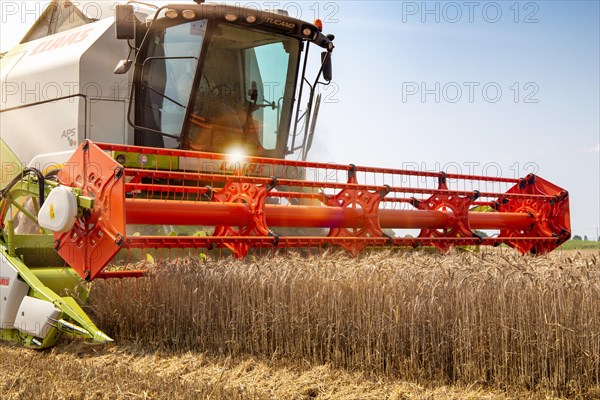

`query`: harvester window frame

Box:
[240,39,301,152]
[132,16,303,157]
[182,22,302,156]
[134,19,208,148]
[127,4,332,156]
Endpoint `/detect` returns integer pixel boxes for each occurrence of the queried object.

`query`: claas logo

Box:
[0,277,9,286]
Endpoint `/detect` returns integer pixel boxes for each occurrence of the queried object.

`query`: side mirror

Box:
[116,5,135,40]
[114,59,133,74]
[321,52,333,82]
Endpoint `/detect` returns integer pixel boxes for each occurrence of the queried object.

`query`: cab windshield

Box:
[137,20,300,155]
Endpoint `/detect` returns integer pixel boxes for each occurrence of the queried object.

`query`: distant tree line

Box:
[571,235,600,241]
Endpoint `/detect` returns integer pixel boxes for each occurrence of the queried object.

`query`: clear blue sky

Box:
[1,1,599,239]
[311,1,599,240]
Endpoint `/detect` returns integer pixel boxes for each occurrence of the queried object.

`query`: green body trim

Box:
[0,328,20,343]
[12,234,55,248]
[0,139,23,191]
[6,207,16,257]
[9,199,38,224]
[1,244,112,348]
[1,177,111,349]
[113,151,180,170]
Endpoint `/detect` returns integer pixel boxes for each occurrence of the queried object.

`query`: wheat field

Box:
[75,249,599,398]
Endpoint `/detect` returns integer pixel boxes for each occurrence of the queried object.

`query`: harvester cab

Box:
[0,1,570,349]
[114,2,333,160]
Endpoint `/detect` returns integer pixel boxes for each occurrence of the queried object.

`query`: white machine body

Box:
[0,4,140,169]
[14,296,61,339]
[1,253,61,339]
[0,255,30,329]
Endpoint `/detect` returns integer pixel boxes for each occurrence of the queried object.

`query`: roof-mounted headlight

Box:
[165,9,179,19]
[182,10,197,20]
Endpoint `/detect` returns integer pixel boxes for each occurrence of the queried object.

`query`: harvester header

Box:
[45,140,570,282]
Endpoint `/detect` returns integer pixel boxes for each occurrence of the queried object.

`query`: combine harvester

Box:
[0,1,570,348]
